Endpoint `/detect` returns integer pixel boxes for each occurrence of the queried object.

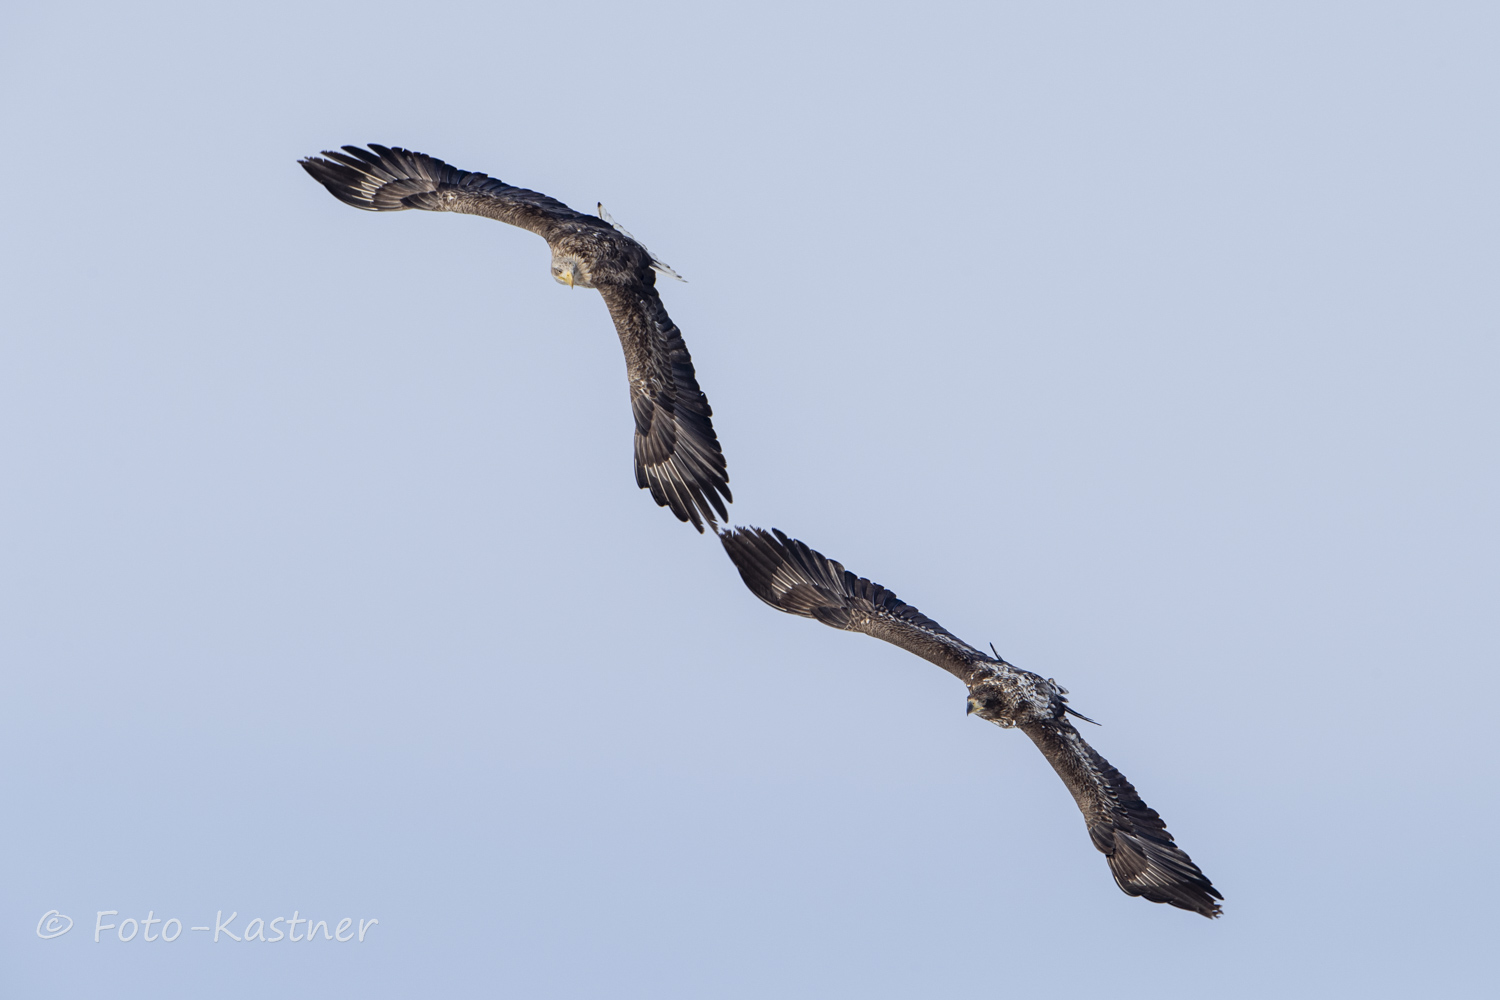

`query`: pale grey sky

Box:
[3,1,1497,996]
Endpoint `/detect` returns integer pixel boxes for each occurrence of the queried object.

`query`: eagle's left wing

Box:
[601,285,731,531]
[1021,719,1223,917]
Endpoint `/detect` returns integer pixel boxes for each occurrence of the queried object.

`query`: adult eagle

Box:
[299,144,731,531]
[719,526,1223,918]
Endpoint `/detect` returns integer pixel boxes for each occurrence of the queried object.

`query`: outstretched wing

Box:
[1021,719,1223,917]
[718,526,991,682]
[299,144,608,240]
[604,286,731,531]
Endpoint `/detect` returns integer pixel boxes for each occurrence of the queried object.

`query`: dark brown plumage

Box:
[720,525,1223,918]
[299,144,731,530]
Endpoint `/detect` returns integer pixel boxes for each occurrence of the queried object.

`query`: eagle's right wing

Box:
[718,526,991,683]
[1020,718,1223,917]
[299,144,606,241]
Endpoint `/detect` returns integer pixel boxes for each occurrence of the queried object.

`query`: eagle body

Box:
[966,668,1068,729]
[299,144,730,530]
[545,228,650,289]
[719,525,1223,918]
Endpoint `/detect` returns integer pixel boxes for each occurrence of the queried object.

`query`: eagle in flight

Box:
[719,526,1223,918]
[299,144,731,531]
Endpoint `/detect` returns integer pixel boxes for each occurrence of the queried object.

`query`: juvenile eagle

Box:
[719,526,1223,918]
[299,144,731,531]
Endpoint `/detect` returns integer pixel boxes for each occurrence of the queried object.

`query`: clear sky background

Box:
[3,2,1496,997]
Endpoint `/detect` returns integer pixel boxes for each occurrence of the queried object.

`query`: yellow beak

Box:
[563,271,574,288]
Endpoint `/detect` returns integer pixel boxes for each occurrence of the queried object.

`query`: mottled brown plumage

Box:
[720,526,1222,918]
[299,144,730,530]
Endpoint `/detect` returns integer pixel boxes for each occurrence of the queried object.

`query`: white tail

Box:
[598,203,686,282]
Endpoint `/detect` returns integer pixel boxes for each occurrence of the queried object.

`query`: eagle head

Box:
[966,687,1017,728]
[550,252,594,289]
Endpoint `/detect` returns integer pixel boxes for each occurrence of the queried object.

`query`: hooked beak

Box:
[965,700,975,716]
[562,271,574,288]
